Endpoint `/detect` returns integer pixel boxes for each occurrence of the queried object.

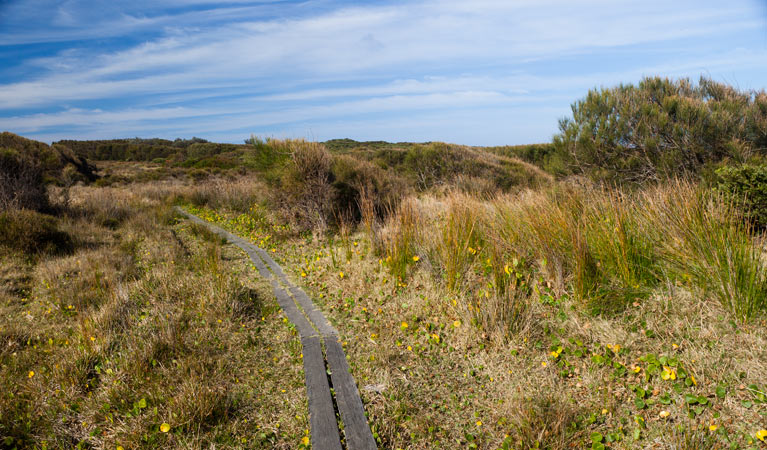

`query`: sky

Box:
[0,0,766,146]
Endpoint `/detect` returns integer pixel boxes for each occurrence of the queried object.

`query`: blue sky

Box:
[0,0,766,145]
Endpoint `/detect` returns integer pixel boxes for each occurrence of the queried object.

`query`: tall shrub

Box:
[554,77,767,184]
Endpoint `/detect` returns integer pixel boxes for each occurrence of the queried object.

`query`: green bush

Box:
[555,77,767,184]
[330,155,405,223]
[0,148,49,212]
[0,209,72,255]
[714,164,767,229]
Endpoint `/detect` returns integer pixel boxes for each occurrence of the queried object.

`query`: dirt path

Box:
[176,208,376,450]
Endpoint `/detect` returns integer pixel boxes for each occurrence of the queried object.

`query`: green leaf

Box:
[634,398,646,409]
[137,398,147,409]
[590,432,604,443]
[742,400,753,409]
[633,428,641,440]
[684,394,698,404]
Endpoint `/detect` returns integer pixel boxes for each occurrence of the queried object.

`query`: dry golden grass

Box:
[0,183,308,449]
[244,180,767,449]
[4,162,767,449]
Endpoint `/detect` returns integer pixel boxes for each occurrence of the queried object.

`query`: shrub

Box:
[555,77,767,184]
[0,209,72,255]
[278,140,334,232]
[330,155,406,224]
[0,148,49,212]
[714,164,767,229]
[243,136,291,179]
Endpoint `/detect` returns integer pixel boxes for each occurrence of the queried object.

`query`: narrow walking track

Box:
[176,208,377,450]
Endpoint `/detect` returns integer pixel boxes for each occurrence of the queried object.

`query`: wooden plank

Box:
[325,338,378,450]
[255,248,289,280]
[289,286,338,337]
[271,281,318,338]
[302,336,343,450]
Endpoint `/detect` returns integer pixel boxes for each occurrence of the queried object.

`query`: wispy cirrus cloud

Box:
[0,0,765,145]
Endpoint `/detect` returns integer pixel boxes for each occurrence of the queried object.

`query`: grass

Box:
[0,184,309,449]
[216,175,766,448]
[3,157,767,449]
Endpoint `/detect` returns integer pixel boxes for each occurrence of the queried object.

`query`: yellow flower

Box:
[709,424,719,431]
[453,320,461,327]
[757,429,767,441]
[661,366,676,381]
[633,366,641,373]
[412,255,420,262]
[690,375,697,386]
[90,336,96,342]
[301,272,306,277]
[401,321,408,330]
[476,420,482,426]
[407,345,412,351]
[339,271,344,278]
[601,408,608,415]
[117,446,125,450]
[302,436,310,445]
[504,265,511,276]
[28,370,34,378]
[550,351,559,358]
[160,423,171,433]
[659,410,670,418]
[541,362,547,367]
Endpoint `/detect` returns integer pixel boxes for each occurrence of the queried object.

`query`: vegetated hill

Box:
[243,138,553,232]
[0,132,98,212]
[323,138,419,153]
[355,141,553,192]
[55,137,248,169]
[1,132,98,185]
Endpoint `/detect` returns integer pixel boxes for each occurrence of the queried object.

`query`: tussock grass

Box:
[4,155,767,449]
[0,209,72,255]
[508,394,584,450]
[380,199,421,281]
[644,182,767,320]
[184,171,767,449]
[435,194,482,292]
